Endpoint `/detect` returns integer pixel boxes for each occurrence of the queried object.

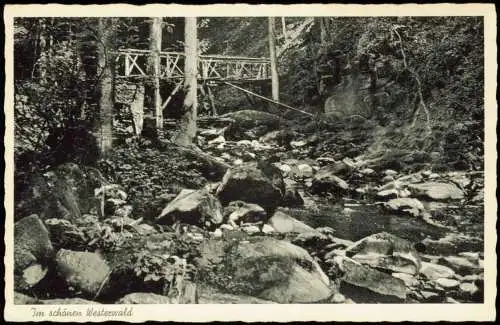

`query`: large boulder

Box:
[345,232,422,275]
[44,218,88,250]
[15,163,105,222]
[333,255,407,303]
[14,215,54,291]
[198,237,332,303]
[267,211,316,234]
[408,182,464,201]
[223,110,281,140]
[156,189,224,229]
[55,249,111,298]
[216,162,284,213]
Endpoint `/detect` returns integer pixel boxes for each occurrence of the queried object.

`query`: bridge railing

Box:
[114,48,271,81]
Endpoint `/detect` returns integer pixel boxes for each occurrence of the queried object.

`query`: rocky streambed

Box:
[13,111,485,305]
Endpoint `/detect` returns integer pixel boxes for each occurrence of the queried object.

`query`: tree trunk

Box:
[268,17,279,101]
[319,17,329,45]
[97,18,116,157]
[149,18,163,130]
[174,17,198,146]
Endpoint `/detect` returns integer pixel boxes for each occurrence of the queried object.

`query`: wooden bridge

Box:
[114,48,272,82]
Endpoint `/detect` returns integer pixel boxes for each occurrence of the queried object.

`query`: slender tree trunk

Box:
[97,18,116,157]
[174,17,198,146]
[319,17,329,45]
[149,17,163,130]
[281,17,287,41]
[268,17,279,101]
[38,18,47,83]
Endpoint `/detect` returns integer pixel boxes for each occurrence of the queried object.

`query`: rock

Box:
[44,218,87,249]
[156,189,223,229]
[216,162,284,213]
[282,187,305,208]
[290,140,307,148]
[133,223,157,236]
[220,224,235,231]
[421,233,483,255]
[434,278,460,289]
[458,252,480,262]
[208,135,225,145]
[419,262,456,280]
[199,127,226,140]
[382,175,395,183]
[439,256,482,275]
[224,201,267,227]
[213,228,223,238]
[333,255,407,302]
[16,163,105,222]
[267,211,315,234]
[384,169,398,176]
[459,282,479,295]
[296,163,314,178]
[360,168,375,175]
[419,290,441,301]
[198,285,276,304]
[116,292,173,304]
[311,166,349,194]
[331,293,346,303]
[242,225,261,234]
[55,249,110,297]
[446,297,461,303]
[429,173,440,180]
[408,182,464,201]
[392,272,419,287]
[198,237,331,303]
[259,130,281,143]
[345,232,422,275]
[14,215,54,291]
[14,292,39,304]
[384,198,425,217]
[223,110,281,140]
[261,224,275,234]
[40,298,100,304]
[292,231,331,249]
[277,164,292,175]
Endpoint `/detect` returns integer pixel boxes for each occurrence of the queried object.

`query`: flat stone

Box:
[408,182,464,201]
[440,256,481,275]
[420,262,456,280]
[392,272,419,287]
[459,282,479,295]
[434,277,460,289]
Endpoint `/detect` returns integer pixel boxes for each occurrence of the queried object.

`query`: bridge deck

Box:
[114,48,271,82]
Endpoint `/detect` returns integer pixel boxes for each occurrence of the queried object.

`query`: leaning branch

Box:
[392,26,432,134]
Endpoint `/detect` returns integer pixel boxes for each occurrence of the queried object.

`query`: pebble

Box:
[420,262,456,280]
[459,282,479,295]
[213,228,222,238]
[242,225,260,234]
[434,278,460,289]
[220,224,234,231]
[420,290,440,300]
[261,224,275,234]
[384,169,398,176]
[331,293,346,303]
[446,297,460,304]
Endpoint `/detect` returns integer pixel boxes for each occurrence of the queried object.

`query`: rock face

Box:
[15,163,105,222]
[333,255,407,302]
[223,110,281,140]
[198,237,331,303]
[267,211,316,234]
[408,182,464,201]
[345,232,422,275]
[55,249,110,297]
[216,162,284,213]
[156,189,224,229]
[14,214,54,291]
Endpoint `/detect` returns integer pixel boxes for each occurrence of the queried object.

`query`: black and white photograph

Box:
[3,3,496,322]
